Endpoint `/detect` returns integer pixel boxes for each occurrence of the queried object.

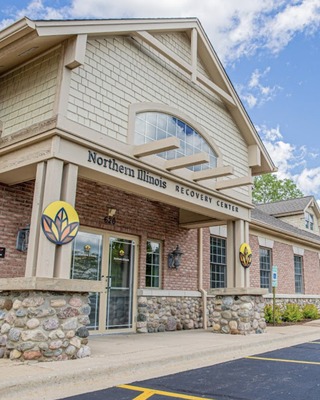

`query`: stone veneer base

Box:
[137,293,267,335]
[0,290,91,361]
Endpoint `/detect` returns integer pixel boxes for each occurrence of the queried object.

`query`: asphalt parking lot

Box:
[61,339,320,400]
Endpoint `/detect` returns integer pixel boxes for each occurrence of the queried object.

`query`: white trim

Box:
[293,246,304,256]
[258,237,274,248]
[137,289,201,297]
[264,294,320,299]
[128,102,223,165]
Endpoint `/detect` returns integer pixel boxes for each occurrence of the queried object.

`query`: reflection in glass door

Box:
[106,237,135,329]
[70,230,136,332]
[70,231,102,330]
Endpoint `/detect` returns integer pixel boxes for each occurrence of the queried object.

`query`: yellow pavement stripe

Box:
[246,356,320,365]
[309,341,320,344]
[132,389,154,399]
[118,384,215,399]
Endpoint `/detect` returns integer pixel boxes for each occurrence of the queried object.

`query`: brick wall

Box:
[0,181,34,278]
[75,178,211,291]
[249,233,320,295]
[304,250,320,294]
[249,234,260,288]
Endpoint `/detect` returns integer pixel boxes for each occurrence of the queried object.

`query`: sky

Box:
[0,0,320,198]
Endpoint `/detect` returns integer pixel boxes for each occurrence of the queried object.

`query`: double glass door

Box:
[70,230,136,333]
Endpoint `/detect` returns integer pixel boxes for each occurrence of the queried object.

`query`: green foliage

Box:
[282,303,303,322]
[253,173,304,204]
[302,304,319,320]
[264,304,282,324]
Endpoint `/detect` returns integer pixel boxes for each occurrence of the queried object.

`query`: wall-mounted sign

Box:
[272,265,278,288]
[0,247,5,258]
[239,242,252,268]
[41,201,79,245]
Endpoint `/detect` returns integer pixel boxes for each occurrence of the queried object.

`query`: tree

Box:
[252,173,304,204]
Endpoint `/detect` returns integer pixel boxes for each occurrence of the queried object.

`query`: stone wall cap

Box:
[209,287,268,296]
[0,277,102,293]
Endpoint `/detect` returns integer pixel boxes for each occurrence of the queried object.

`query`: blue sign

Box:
[272,266,278,288]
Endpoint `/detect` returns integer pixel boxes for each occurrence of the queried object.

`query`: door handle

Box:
[105,276,112,289]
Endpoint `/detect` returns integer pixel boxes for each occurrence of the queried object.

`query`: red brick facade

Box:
[1,178,319,295]
[0,181,34,278]
[250,233,320,294]
[0,178,211,291]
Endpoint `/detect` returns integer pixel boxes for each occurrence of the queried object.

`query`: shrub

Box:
[282,303,303,322]
[264,304,282,324]
[302,304,319,320]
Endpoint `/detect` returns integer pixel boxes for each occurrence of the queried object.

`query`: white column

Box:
[25,162,47,277]
[35,158,64,277]
[226,220,235,288]
[54,163,79,278]
[234,219,250,288]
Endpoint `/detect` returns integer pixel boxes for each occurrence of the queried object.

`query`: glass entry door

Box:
[106,237,135,330]
[70,230,136,333]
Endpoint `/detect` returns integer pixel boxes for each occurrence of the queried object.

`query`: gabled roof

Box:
[0,17,276,175]
[251,207,320,246]
[256,196,320,218]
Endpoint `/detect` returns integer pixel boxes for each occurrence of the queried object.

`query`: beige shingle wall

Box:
[67,35,249,196]
[0,48,61,136]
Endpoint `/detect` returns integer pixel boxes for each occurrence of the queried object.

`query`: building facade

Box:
[0,17,284,361]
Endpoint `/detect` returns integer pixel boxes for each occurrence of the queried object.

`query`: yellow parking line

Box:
[246,356,320,365]
[118,384,215,399]
[310,341,320,344]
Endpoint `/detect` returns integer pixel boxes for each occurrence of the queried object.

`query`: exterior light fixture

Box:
[168,245,183,269]
[104,208,117,225]
[16,224,30,252]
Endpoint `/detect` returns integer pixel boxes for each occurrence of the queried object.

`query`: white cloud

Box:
[294,167,320,195]
[1,1,319,64]
[237,67,281,109]
[257,124,320,197]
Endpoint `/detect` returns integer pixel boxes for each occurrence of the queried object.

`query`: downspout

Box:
[198,228,208,329]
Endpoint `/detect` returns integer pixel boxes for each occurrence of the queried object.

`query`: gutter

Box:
[0,17,35,49]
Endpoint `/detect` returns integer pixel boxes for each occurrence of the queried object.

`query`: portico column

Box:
[227,219,250,289]
[54,163,78,278]
[226,220,235,288]
[35,158,64,277]
[25,162,47,277]
[234,219,250,288]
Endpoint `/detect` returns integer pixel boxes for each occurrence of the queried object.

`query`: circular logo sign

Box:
[41,201,79,245]
[239,242,252,268]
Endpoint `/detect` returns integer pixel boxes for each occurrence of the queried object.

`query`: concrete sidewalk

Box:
[1,322,320,400]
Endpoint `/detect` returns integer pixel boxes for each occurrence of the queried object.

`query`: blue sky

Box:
[1,1,320,198]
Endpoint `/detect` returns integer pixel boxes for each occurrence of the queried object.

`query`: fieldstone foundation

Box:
[137,294,266,335]
[137,296,203,333]
[0,291,91,361]
[208,295,266,334]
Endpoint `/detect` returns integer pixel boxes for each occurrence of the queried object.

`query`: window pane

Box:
[260,247,271,291]
[294,255,303,294]
[210,237,226,288]
[135,112,217,172]
[146,240,161,288]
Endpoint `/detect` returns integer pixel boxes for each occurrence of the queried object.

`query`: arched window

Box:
[134,112,217,172]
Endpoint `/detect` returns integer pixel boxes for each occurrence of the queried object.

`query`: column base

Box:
[0,289,91,362]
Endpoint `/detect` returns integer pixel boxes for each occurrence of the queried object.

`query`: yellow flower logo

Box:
[41,201,79,245]
[239,243,252,268]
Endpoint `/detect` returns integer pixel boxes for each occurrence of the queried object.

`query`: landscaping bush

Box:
[302,304,319,320]
[282,303,303,322]
[264,304,282,324]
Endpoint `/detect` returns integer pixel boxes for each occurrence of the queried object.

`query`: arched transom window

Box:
[134,112,217,171]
